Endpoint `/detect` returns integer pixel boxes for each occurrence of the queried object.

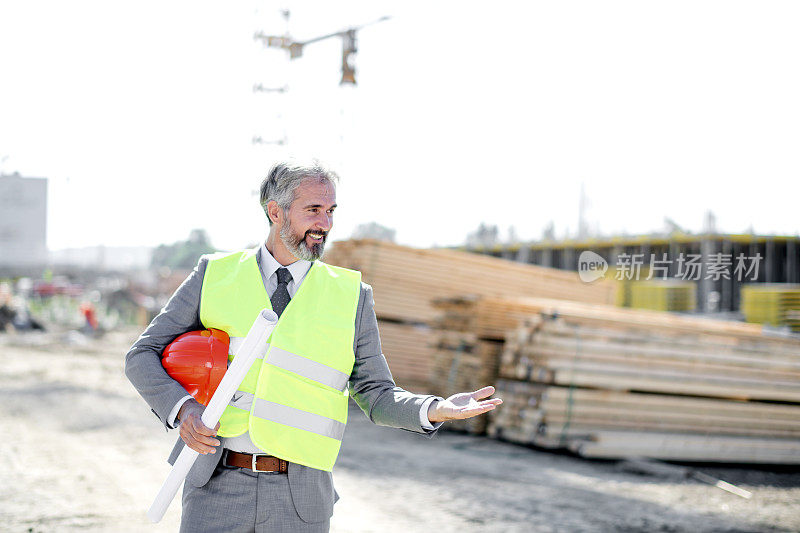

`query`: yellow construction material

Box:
[741,284,800,332]
[629,280,696,312]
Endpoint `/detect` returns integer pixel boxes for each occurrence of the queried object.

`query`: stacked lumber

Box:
[433,297,547,340]
[431,295,800,463]
[432,295,787,344]
[500,314,800,402]
[491,386,800,463]
[487,306,800,463]
[324,239,616,324]
[374,320,435,392]
[427,330,503,434]
[488,380,800,444]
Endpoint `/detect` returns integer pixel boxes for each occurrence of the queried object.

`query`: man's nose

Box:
[315,212,333,231]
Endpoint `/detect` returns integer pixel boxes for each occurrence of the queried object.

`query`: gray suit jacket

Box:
[125,248,443,523]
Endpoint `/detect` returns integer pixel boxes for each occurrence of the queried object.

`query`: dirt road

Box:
[1,329,798,532]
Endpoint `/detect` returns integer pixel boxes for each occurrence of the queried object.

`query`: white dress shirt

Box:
[169,242,437,453]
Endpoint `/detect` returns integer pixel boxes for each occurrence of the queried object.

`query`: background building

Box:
[0,173,47,270]
[463,232,800,316]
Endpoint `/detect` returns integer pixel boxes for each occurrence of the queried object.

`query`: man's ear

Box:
[267,201,282,225]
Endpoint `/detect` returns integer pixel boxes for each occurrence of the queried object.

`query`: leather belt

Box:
[224,450,289,473]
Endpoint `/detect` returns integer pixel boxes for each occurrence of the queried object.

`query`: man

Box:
[125,160,502,532]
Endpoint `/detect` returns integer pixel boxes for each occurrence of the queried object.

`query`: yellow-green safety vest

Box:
[199,247,361,472]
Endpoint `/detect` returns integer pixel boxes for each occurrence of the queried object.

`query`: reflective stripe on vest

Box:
[228,337,350,393]
[253,398,346,441]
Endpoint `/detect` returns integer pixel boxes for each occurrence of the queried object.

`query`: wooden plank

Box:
[549,370,800,402]
[488,379,800,462]
[516,346,800,383]
[567,431,800,463]
[534,320,800,368]
[542,387,800,419]
[540,415,800,438]
[375,320,436,391]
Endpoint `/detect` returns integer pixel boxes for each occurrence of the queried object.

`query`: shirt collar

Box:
[259,241,312,283]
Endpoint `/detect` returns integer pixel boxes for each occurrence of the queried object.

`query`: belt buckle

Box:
[251,453,271,473]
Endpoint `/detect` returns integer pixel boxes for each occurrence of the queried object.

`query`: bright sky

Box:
[1,1,798,251]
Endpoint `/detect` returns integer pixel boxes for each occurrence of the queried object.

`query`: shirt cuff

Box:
[168,395,194,429]
[419,396,444,430]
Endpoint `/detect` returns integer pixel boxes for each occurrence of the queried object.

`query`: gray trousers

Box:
[180,461,330,533]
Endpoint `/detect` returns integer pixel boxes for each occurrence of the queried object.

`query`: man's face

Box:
[279,178,336,261]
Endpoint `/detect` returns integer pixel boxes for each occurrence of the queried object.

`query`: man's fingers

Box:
[461,399,501,409]
[471,385,496,400]
[180,425,214,454]
[455,399,503,419]
[190,415,218,437]
[182,431,220,454]
[456,406,495,419]
[183,415,221,453]
[190,426,221,447]
[184,438,217,455]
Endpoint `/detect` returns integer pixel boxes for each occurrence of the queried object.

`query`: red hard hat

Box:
[161,329,229,405]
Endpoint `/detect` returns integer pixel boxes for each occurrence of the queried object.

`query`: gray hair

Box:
[259,159,339,226]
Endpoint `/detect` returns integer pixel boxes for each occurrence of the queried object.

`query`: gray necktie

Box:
[271,267,292,317]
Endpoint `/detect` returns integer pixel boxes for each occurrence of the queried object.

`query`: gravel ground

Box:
[0,329,798,532]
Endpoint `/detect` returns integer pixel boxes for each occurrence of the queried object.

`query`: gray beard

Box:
[279,223,325,261]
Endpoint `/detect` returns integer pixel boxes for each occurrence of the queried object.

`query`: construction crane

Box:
[253,16,390,85]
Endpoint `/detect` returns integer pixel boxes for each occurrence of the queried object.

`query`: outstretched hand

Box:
[427,385,503,423]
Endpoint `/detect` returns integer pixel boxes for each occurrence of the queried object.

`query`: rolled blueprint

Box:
[147,308,278,523]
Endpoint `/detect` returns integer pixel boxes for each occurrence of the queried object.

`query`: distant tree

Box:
[351,222,396,242]
[150,229,218,270]
[466,223,499,247]
[507,226,519,245]
[542,221,556,241]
